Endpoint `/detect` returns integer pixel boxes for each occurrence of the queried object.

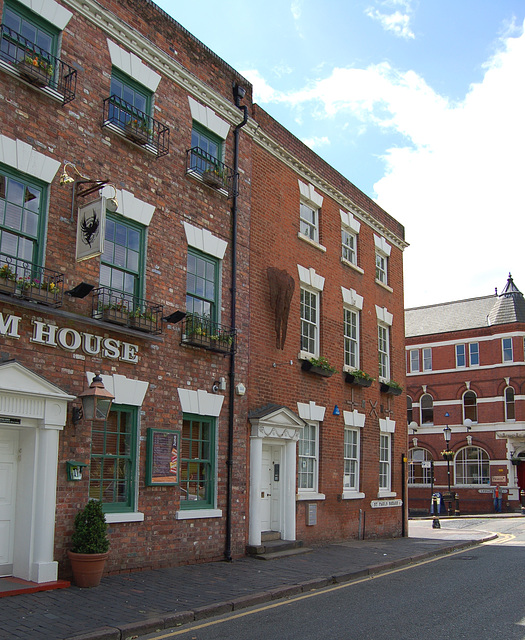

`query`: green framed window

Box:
[180,414,216,509]
[186,248,219,321]
[0,166,46,265]
[100,214,145,299]
[2,0,58,60]
[108,68,152,135]
[191,123,221,161]
[89,405,138,513]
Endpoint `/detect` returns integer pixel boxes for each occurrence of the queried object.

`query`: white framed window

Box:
[455,447,489,485]
[378,324,390,380]
[300,287,319,357]
[423,348,432,371]
[463,390,478,423]
[298,265,325,360]
[379,433,391,492]
[505,387,515,421]
[409,349,419,372]
[374,234,391,286]
[341,228,357,264]
[344,428,359,491]
[455,344,466,368]
[469,343,479,366]
[298,421,319,493]
[420,393,434,424]
[502,338,513,362]
[344,307,359,369]
[300,202,318,243]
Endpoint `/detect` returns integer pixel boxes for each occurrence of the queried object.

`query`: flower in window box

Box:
[201,165,224,188]
[0,263,17,295]
[379,380,403,396]
[124,118,151,145]
[28,278,59,303]
[129,308,157,332]
[345,369,374,387]
[301,356,337,377]
[102,301,130,326]
[18,54,53,86]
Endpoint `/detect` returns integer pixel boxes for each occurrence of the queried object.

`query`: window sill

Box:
[103,121,160,157]
[176,508,223,520]
[377,490,397,499]
[342,491,365,500]
[341,258,364,274]
[375,279,393,293]
[298,350,317,362]
[297,233,326,253]
[0,59,72,105]
[104,512,145,524]
[296,492,326,501]
[186,169,230,197]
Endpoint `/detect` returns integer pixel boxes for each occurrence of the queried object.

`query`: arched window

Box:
[408,448,432,484]
[463,391,478,423]
[455,447,489,485]
[407,396,413,425]
[505,387,515,421]
[420,394,434,424]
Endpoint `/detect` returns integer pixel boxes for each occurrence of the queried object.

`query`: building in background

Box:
[406,274,525,515]
[0,0,407,585]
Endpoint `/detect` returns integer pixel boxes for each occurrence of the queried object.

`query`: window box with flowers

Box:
[345,369,374,387]
[102,301,130,326]
[18,53,53,87]
[201,166,224,189]
[16,276,60,305]
[0,264,17,295]
[301,356,337,378]
[380,380,403,396]
[124,118,151,145]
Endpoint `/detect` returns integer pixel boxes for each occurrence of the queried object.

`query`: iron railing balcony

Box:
[92,287,163,335]
[0,24,77,105]
[186,147,235,195]
[102,95,170,158]
[181,314,236,354]
[0,253,64,307]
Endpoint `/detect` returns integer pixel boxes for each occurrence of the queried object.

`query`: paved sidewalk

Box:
[1,521,497,640]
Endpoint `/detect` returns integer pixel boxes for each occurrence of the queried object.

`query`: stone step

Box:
[253,546,313,561]
[261,530,281,542]
[246,538,306,559]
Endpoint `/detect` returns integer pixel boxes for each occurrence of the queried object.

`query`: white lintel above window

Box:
[374,234,391,257]
[375,305,393,326]
[343,410,365,428]
[341,286,363,311]
[379,417,396,433]
[188,96,230,140]
[298,180,323,208]
[297,401,326,422]
[183,222,228,259]
[101,186,155,226]
[86,372,149,406]
[107,40,161,93]
[18,0,72,30]
[340,209,360,233]
[298,265,325,292]
[0,135,60,183]
[177,388,224,417]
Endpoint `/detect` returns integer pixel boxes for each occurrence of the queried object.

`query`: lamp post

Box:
[443,425,452,515]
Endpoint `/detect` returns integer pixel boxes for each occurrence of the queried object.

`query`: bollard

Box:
[432,495,441,529]
[521,490,525,515]
[454,493,460,516]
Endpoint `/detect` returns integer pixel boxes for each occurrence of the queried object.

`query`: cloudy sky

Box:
[155,0,525,308]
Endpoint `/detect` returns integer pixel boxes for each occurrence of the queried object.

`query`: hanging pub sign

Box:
[76,196,106,261]
[146,428,180,486]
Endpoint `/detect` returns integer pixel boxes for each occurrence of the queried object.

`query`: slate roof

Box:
[405,274,525,338]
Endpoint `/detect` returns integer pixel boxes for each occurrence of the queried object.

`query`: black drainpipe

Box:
[225,83,248,562]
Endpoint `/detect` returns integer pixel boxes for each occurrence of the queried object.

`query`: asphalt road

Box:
[141,518,525,640]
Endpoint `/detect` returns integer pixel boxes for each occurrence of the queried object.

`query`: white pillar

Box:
[283,439,296,541]
[249,436,263,546]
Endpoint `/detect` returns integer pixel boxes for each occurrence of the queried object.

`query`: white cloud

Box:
[301,136,331,150]
[365,7,415,40]
[245,20,525,307]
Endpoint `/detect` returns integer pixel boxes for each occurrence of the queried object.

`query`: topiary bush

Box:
[71,500,109,554]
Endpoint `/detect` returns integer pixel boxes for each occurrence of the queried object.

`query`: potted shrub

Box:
[345,369,374,387]
[0,263,17,295]
[301,356,337,377]
[68,500,109,588]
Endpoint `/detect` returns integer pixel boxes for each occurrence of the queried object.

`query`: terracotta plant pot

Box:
[67,550,109,588]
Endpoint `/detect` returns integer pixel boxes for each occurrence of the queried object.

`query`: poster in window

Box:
[76,196,106,261]
[146,428,180,486]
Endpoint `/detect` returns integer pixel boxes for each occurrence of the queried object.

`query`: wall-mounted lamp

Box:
[212,377,227,393]
[76,372,115,421]
[60,162,118,219]
[409,421,418,434]
[464,418,472,432]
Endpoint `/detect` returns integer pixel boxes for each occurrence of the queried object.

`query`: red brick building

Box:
[0,0,407,585]
[247,106,408,550]
[405,274,525,515]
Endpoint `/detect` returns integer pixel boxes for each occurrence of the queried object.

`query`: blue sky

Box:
[155,0,525,308]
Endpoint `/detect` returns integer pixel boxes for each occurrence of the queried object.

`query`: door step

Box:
[247,537,312,560]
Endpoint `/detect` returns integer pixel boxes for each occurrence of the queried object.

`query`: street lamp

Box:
[443,425,452,515]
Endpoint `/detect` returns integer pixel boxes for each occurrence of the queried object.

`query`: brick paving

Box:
[0,522,495,640]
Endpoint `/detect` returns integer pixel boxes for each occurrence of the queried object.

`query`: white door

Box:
[0,429,19,577]
[261,445,282,533]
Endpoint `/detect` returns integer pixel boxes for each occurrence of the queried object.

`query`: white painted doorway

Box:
[261,444,282,534]
[0,428,18,576]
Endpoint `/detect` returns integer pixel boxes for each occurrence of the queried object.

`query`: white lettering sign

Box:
[371,499,403,508]
[0,314,139,364]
